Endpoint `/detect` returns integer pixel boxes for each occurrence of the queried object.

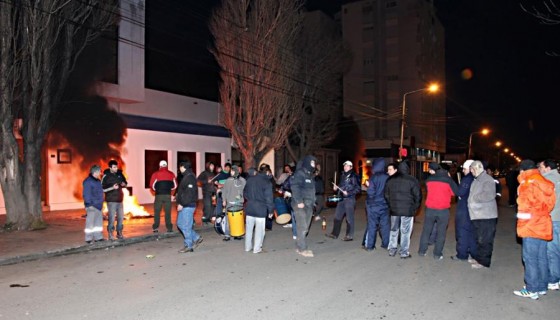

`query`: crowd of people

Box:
[81,156,559,299]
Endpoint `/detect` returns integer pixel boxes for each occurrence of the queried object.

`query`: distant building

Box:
[340,0,445,179]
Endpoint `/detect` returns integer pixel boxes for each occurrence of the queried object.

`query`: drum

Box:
[274,197,291,225]
[227,210,245,237]
[326,195,343,207]
[214,214,228,235]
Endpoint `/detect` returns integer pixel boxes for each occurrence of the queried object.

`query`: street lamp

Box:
[467,128,490,159]
[398,83,439,160]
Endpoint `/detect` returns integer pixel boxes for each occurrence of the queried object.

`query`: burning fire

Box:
[103,188,151,219]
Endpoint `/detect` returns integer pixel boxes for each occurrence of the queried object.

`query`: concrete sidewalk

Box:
[0,203,213,266]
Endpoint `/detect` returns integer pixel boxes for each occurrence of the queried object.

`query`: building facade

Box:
[341,0,445,179]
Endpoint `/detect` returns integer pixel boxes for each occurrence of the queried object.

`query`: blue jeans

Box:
[523,237,549,292]
[388,216,414,255]
[548,221,560,284]
[107,202,124,233]
[176,206,200,248]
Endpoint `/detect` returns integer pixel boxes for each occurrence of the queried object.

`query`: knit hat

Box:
[428,162,440,171]
[519,159,536,171]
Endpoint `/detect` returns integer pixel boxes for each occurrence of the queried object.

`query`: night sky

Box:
[145,0,560,160]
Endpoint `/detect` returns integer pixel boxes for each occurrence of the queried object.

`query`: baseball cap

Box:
[343,160,353,167]
[462,159,474,169]
[159,160,168,167]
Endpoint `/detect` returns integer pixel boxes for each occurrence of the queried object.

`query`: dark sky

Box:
[145,0,560,160]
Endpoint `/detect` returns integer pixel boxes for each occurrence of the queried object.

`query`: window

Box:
[177,151,197,175]
[205,152,222,168]
[363,80,375,95]
[362,26,374,42]
[145,150,168,188]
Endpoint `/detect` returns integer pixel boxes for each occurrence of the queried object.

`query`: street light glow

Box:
[481,128,490,135]
[495,141,502,147]
[428,83,439,93]
[504,148,509,153]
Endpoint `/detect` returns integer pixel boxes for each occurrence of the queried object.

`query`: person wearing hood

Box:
[538,159,560,292]
[149,160,177,233]
[363,158,390,251]
[326,160,362,241]
[222,165,247,240]
[384,161,422,258]
[175,160,203,253]
[101,160,128,240]
[451,159,478,262]
[418,162,458,260]
[290,155,317,257]
[467,160,500,270]
[513,159,555,299]
[197,161,216,224]
[243,164,274,253]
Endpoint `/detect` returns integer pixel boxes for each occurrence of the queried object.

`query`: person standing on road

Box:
[101,160,128,240]
[83,165,105,243]
[384,161,422,258]
[506,166,520,207]
[149,160,177,233]
[222,165,246,241]
[363,158,389,251]
[175,160,203,253]
[513,159,555,299]
[244,164,274,254]
[467,160,498,269]
[418,162,458,260]
[538,159,560,291]
[451,159,478,262]
[313,164,326,222]
[197,161,216,225]
[290,155,317,257]
[326,161,362,241]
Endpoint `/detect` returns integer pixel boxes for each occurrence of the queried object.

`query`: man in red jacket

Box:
[513,159,555,300]
[149,160,177,233]
[418,163,458,260]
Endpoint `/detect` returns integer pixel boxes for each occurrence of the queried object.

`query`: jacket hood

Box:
[372,158,386,173]
[398,161,410,174]
[302,155,317,172]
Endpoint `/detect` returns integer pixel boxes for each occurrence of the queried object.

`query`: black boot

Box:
[117,231,124,240]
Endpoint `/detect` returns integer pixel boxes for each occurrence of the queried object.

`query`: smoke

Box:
[50,31,127,198]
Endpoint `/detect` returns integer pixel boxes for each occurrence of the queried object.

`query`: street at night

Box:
[1,196,559,319]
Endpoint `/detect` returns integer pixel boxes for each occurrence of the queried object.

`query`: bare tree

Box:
[0,0,116,230]
[210,0,305,169]
[286,12,350,160]
[521,0,560,56]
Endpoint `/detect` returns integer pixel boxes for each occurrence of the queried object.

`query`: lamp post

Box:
[399,83,439,160]
[467,128,490,159]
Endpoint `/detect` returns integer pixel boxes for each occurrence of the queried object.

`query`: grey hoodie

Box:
[543,169,560,221]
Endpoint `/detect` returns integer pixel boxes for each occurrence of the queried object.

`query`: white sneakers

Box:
[548,282,560,290]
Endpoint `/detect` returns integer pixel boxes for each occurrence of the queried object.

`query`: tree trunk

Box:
[0,132,29,229]
[23,140,46,229]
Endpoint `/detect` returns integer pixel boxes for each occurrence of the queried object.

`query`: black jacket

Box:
[290,155,317,205]
[384,162,422,216]
[101,169,128,203]
[244,172,274,218]
[176,170,197,207]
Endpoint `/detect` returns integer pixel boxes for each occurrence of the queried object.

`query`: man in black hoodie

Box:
[176,160,203,253]
[197,161,216,224]
[290,155,317,257]
[244,164,274,253]
[102,160,128,240]
[384,161,422,258]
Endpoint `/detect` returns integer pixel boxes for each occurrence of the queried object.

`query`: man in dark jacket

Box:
[313,164,326,221]
[418,163,458,260]
[149,160,177,233]
[291,155,317,257]
[101,160,128,240]
[244,164,274,253]
[451,159,478,261]
[197,161,216,224]
[326,160,362,241]
[363,158,389,251]
[385,161,422,258]
[175,160,203,253]
[83,165,105,243]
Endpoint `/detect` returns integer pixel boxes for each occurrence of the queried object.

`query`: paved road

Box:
[1,198,559,320]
